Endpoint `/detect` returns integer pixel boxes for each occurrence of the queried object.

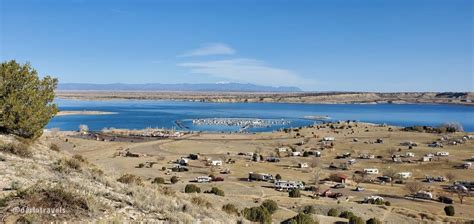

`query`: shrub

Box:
[366,218,382,224]
[222,203,239,215]
[191,197,212,209]
[242,206,271,223]
[289,189,301,198]
[49,143,60,152]
[204,187,225,196]
[137,163,145,168]
[339,210,355,219]
[161,166,167,171]
[384,201,391,206]
[0,142,32,157]
[327,208,340,217]
[184,184,201,193]
[261,199,278,214]
[349,216,364,224]
[170,176,179,184]
[0,60,58,139]
[302,205,316,214]
[117,174,142,185]
[444,205,455,216]
[286,212,318,224]
[303,151,310,157]
[275,174,282,180]
[152,177,165,184]
[65,158,82,170]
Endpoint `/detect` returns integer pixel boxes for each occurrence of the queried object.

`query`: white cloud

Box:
[180,43,236,57]
[178,58,315,88]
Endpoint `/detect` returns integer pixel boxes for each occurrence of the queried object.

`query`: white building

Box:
[405,152,415,157]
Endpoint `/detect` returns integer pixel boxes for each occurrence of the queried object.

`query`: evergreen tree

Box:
[0,60,58,139]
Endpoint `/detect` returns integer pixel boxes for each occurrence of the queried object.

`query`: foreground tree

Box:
[0,60,58,139]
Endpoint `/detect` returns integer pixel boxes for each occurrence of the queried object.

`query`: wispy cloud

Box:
[178,58,315,88]
[180,43,236,57]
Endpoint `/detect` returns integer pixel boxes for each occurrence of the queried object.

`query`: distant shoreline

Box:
[55,91,474,106]
[56,110,118,116]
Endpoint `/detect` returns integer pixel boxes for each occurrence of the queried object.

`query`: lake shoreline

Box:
[55,91,474,106]
[56,110,118,116]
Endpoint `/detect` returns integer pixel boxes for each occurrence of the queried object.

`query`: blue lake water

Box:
[47,99,474,132]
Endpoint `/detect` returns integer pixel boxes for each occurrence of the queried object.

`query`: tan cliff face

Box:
[55,91,474,105]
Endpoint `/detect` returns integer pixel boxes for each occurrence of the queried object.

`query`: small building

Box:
[298,162,308,168]
[363,168,379,175]
[331,173,348,183]
[195,176,212,183]
[405,152,415,157]
[422,156,433,162]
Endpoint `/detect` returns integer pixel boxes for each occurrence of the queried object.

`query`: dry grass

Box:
[0,142,32,157]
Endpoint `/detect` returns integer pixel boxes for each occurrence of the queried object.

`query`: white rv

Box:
[195,176,212,183]
[436,151,449,157]
[211,160,223,166]
[274,180,304,190]
[323,136,335,141]
[363,168,379,175]
[397,172,412,179]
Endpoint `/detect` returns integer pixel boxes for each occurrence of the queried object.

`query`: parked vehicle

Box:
[438,196,453,204]
[332,183,345,189]
[354,186,365,192]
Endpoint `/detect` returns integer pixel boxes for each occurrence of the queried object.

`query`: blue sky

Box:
[1,0,472,91]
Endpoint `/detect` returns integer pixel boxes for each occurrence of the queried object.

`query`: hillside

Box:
[0,135,237,223]
[56,91,474,105]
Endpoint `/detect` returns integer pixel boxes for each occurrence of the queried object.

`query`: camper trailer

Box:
[397,172,412,179]
[248,172,273,181]
[195,176,212,183]
[274,180,304,191]
[210,160,223,166]
[323,136,335,141]
[436,152,449,157]
[363,168,379,175]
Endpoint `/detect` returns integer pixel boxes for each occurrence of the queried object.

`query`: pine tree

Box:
[0,60,58,139]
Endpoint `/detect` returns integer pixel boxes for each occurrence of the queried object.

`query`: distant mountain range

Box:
[57,83,302,92]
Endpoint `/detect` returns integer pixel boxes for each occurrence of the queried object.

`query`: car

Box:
[354,186,365,191]
[212,176,224,181]
[333,183,345,189]
[328,192,343,198]
[438,196,453,204]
